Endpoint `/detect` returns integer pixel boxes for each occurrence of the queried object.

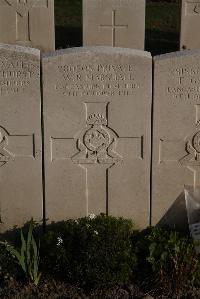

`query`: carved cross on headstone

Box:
[1,0,48,43]
[159,105,200,188]
[51,102,143,216]
[99,10,128,46]
[0,125,35,223]
[0,125,35,168]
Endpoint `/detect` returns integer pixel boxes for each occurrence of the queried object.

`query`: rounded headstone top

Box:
[154,49,200,61]
[43,46,151,60]
[0,43,40,56]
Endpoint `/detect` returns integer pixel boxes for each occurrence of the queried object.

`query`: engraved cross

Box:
[0,125,36,224]
[159,105,200,188]
[1,0,48,43]
[0,126,35,168]
[99,10,128,46]
[51,102,143,216]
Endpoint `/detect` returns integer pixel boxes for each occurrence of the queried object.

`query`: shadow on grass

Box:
[145,29,179,56]
[55,26,82,49]
[55,27,179,56]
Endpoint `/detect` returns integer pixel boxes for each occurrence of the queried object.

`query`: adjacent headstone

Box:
[43,47,151,228]
[0,0,55,52]
[83,0,145,49]
[180,0,200,50]
[152,50,200,228]
[0,44,43,231]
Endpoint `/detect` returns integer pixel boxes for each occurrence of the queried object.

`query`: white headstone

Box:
[180,0,200,50]
[42,47,152,228]
[83,0,145,49]
[0,44,43,231]
[152,50,200,227]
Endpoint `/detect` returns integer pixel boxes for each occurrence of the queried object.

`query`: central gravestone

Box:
[43,47,152,228]
[83,0,145,49]
[0,0,55,52]
[0,44,43,231]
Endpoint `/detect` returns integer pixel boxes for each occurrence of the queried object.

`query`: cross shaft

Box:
[160,105,200,189]
[99,10,128,46]
[51,102,142,216]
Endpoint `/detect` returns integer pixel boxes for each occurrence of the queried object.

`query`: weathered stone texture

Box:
[152,50,200,228]
[83,0,145,49]
[0,0,55,52]
[0,44,43,231]
[180,0,200,50]
[43,47,151,228]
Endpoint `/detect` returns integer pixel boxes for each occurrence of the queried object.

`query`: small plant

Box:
[5,219,41,286]
[147,227,199,298]
[42,214,137,288]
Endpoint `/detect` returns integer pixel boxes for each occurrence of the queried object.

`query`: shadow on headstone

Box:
[157,191,189,232]
[0,221,43,244]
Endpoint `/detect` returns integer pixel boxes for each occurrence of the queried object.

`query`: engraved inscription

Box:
[1,0,48,42]
[99,10,128,47]
[186,2,200,15]
[167,65,200,101]
[56,64,140,97]
[0,56,39,95]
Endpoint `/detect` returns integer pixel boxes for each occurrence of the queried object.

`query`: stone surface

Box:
[152,50,200,228]
[180,0,200,50]
[42,47,151,228]
[83,0,145,49]
[0,44,43,231]
[0,0,55,52]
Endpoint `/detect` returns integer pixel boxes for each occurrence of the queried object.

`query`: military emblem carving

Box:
[194,4,200,14]
[179,108,200,188]
[180,128,200,167]
[72,107,122,165]
[0,127,13,167]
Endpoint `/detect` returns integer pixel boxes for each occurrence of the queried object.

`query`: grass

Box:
[55,0,82,49]
[146,2,180,33]
[54,0,181,55]
[145,1,181,55]
[55,0,82,27]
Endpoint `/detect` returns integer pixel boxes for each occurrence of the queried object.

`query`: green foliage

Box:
[146,1,180,33]
[147,227,200,297]
[5,219,41,286]
[54,0,82,27]
[42,214,137,288]
[0,243,19,285]
[2,216,200,297]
